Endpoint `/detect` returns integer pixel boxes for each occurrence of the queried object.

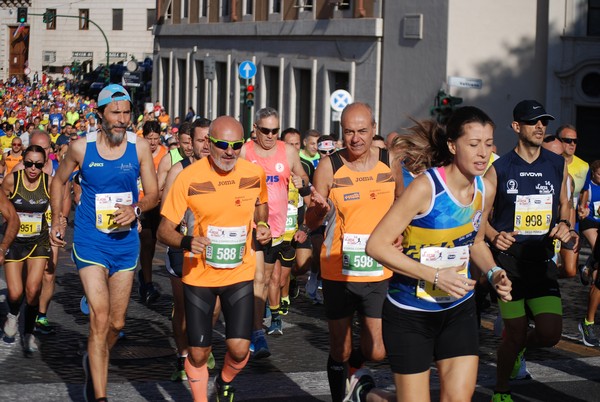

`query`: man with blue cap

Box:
[49,84,159,402]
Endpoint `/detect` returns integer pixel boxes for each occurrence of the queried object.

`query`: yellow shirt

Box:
[568,155,589,199]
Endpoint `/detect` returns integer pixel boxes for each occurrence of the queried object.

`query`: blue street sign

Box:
[238,61,257,80]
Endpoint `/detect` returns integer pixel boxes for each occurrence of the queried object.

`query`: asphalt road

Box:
[1,228,600,401]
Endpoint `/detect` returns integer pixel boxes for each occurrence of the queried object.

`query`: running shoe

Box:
[267,317,283,335]
[343,368,375,402]
[3,313,18,340]
[80,296,90,315]
[279,300,290,316]
[305,273,318,297]
[207,352,216,370]
[214,377,235,402]
[579,264,590,286]
[145,282,161,304]
[510,348,531,380]
[83,352,95,402]
[251,332,271,359]
[491,392,513,402]
[579,321,600,347]
[35,316,56,335]
[170,355,188,382]
[24,333,38,356]
[289,276,300,299]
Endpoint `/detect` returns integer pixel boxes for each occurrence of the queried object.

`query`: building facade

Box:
[153,0,599,159]
[1,0,155,81]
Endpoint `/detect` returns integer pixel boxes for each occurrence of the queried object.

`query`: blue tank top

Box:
[490,148,564,249]
[583,174,600,224]
[74,131,140,248]
[402,164,415,188]
[388,167,484,312]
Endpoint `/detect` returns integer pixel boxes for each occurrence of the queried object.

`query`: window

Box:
[79,9,89,30]
[181,0,189,19]
[200,0,208,18]
[113,9,123,31]
[245,0,254,15]
[221,0,230,17]
[147,9,156,29]
[589,0,600,36]
[46,8,56,30]
[271,0,282,13]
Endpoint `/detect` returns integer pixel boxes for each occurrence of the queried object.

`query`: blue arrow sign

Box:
[238,61,257,80]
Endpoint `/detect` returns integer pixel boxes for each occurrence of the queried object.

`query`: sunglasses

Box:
[12,143,22,146]
[23,161,45,169]
[543,135,558,143]
[319,149,335,155]
[520,119,549,127]
[559,137,578,145]
[208,135,244,151]
[256,126,280,136]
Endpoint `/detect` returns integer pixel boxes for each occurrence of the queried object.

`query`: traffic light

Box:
[430,90,463,124]
[42,10,56,24]
[240,84,247,105]
[17,7,28,23]
[245,84,255,108]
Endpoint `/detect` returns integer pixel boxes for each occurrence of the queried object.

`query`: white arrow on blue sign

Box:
[238,61,257,80]
[330,89,353,112]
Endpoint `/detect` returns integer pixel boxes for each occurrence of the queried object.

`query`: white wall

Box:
[27,0,154,77]
[447,0,547,153]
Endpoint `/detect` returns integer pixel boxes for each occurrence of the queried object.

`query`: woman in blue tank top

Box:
[346,108,512,402]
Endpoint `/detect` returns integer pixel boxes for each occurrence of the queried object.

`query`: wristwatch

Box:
[133,205,142,218]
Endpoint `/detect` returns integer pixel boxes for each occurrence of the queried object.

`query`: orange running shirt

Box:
[4,152,22,174]
[321,156,395,282]
[244,140,290,239]
[161,157,268,287]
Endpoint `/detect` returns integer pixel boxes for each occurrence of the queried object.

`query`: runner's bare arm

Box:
[305,156,333,230]
[50,137,84,245]
[0,188,19,264]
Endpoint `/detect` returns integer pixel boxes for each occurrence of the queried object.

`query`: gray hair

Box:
[254,107,279,123]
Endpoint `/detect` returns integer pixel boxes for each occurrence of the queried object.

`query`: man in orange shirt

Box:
[1,137,23,175]
[306,102,404,402]
[158,116,270,402]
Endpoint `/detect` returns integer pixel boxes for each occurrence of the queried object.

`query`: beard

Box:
[102,120,127,146]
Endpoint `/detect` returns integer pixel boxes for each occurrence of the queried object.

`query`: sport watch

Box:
[133,205,142,218]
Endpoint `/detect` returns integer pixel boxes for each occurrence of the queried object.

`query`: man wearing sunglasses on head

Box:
[557,124,588,204]
[50,84,159,402]
[158,116,269,402]
[240,107,310,359]
[485,100,577,402]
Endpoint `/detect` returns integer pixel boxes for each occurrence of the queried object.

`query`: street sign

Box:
[448,76,483,90]
[238,61,256,80]
[24,67,31,75]
[123,72,142,88]
[63,67,71,75]
[330,89,352,112]
[204,57,216,81]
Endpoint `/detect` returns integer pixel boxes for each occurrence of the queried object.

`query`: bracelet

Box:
[298,186,311,197]
[486,266,503,284]
[257,221,270,229]
[180,236,193,251]
[569,229,578,235]
[433,268,440,288]
[557,219,571,228]
[298,224,311,235]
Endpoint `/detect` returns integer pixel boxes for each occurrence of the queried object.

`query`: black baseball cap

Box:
[513,100,555,122]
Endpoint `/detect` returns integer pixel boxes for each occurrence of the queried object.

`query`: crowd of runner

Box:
[0,76,599,402]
